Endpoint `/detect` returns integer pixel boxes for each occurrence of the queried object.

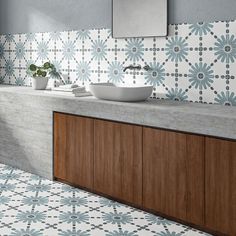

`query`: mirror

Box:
[112,0,167,38]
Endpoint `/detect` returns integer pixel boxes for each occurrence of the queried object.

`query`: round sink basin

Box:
[89,83,153,102]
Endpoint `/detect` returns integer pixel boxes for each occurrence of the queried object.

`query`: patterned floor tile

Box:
[0,163,211,236]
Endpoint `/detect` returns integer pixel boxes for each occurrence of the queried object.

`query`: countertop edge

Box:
[1,85,236,140]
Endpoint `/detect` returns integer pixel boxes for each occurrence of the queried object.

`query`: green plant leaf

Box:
[41,71,47,77]
[37,69,43,76]
[28,62,60,78]
[29,64,37,71]
[43,62,51,69]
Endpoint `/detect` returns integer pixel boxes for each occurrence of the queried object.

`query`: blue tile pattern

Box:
[0,163,211,236]
[0,20,236,105]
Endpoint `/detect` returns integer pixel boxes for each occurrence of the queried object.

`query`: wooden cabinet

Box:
[53,112,236,235]
[94,119,142,206]
[205,137,236,235]
[143,128,205,225]
[54,113,94,190]
[53,114,142,206]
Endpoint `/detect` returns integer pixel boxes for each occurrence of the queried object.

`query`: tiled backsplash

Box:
[0,20,236,105]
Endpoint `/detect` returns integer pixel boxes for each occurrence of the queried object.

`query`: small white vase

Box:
[31,77,49,90]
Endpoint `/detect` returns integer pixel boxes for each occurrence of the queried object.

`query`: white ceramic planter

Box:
[32,77,49,90]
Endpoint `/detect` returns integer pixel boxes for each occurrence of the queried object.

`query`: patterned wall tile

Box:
[0,20,236,105]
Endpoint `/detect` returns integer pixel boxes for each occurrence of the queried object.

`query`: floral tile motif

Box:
[0,163,211,236]
[0,20,236,105]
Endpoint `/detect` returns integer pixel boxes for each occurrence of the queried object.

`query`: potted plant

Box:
[27,62,60,90]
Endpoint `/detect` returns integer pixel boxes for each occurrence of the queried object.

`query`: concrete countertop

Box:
[1,85,236,140]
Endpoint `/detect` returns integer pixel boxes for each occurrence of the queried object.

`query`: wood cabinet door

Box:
[94,119,142,206]
[54,113,94,190]
[205,137,236,235]
[143,128,205,225]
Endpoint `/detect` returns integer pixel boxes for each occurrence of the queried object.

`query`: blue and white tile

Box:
[0,20,236,105]
[0,163,211,236]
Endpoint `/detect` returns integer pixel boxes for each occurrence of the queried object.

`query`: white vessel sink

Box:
[89,83,153,102]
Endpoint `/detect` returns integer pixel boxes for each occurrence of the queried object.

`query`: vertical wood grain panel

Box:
[205,137,236,235]
[186,134,205,225]
[94,119,142,206]
[54,113,94,190]
[143,128,204,225]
